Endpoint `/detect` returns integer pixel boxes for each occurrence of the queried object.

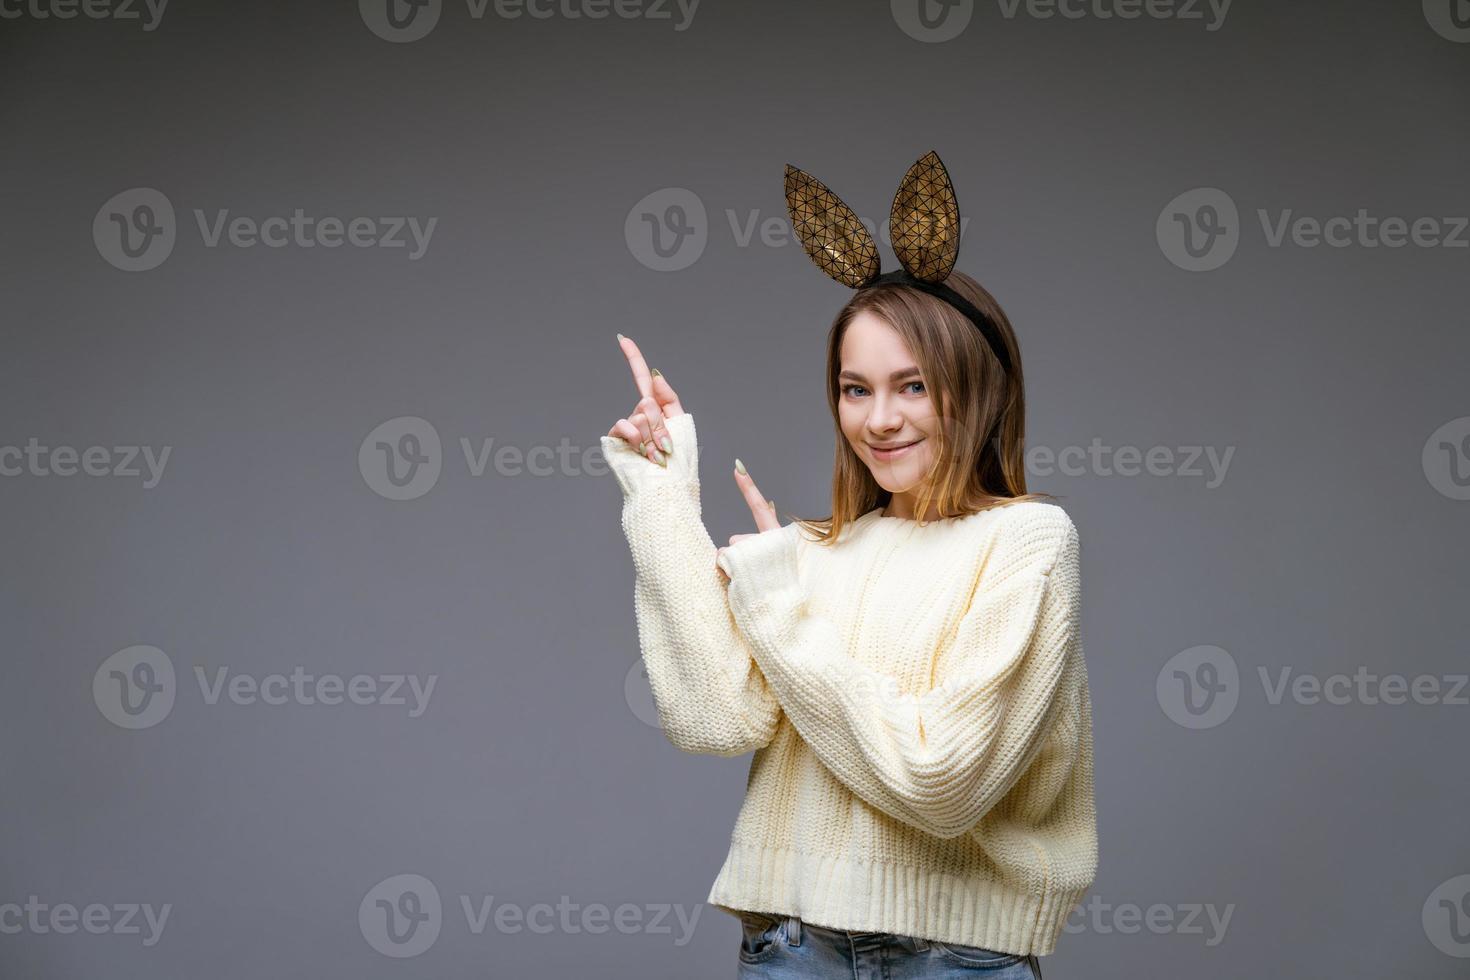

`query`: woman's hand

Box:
[716,459,780,582]
[607,334,685,467]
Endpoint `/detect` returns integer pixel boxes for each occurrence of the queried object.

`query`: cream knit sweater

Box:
[601,412,1097,957]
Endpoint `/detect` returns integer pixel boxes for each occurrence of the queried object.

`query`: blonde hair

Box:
[791,269,1055,545]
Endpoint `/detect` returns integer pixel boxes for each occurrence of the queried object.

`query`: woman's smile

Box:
[869,437,923,460]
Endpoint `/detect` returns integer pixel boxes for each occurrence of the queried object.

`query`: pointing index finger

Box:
[617,333,655,401]
[733,462,780,532]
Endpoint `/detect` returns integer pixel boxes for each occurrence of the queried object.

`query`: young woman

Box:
[600,154,1097,978]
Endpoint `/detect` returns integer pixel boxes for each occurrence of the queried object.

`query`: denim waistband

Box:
[777,914,927,951]
[771,915,1043,977]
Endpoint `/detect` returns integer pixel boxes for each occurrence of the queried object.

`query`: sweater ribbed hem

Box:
[705,840,1084,957]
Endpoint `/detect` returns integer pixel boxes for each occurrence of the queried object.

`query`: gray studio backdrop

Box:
[2,1,1467,977]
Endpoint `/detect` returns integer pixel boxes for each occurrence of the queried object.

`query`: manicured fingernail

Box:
[660,436,673,454]
[651,367,662,377]
[655,450,668,468]
[616,333,626,342]
[767,499,775,510]
[735,458,746,475]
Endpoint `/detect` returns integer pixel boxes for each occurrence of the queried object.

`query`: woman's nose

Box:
[867,395,905,431]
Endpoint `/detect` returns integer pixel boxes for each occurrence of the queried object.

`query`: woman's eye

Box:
[842,382,924,397]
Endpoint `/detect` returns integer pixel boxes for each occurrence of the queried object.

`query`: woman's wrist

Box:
[600,412,700,496]
[717,522,803,612]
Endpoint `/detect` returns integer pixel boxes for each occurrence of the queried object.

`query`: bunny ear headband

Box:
[783,149,1013,376]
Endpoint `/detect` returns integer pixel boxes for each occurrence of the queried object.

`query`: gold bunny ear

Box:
[784,163,880,288]
[889,150,961,283]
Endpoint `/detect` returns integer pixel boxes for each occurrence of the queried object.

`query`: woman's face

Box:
[837,311,939,496]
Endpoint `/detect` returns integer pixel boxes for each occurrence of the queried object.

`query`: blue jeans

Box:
[736,911,1043,978]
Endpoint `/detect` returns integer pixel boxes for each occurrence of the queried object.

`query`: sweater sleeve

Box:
[715,510,1081,839]
[599,412,782,757]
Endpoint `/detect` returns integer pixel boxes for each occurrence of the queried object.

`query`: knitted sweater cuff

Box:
[717,521,804,624]
[598,412,699,497]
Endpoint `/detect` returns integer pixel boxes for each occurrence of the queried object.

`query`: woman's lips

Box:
[870,438,921,460]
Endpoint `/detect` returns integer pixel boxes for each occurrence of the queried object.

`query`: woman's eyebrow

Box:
[838,367,922,382]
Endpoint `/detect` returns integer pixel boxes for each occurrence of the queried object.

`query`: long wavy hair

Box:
[790,269,1055,545]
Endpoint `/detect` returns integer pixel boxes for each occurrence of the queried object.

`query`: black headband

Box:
[863,269,1013,375]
